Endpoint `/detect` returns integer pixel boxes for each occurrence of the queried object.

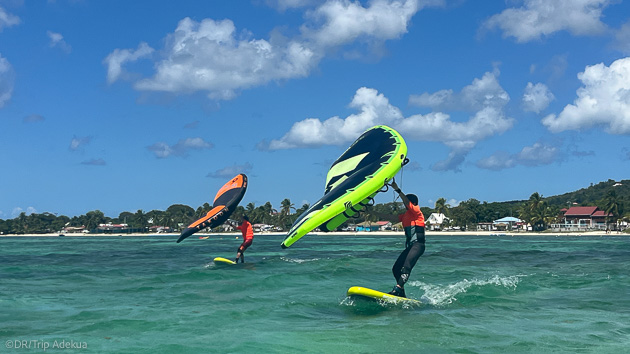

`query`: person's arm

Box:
[390,181,411,209]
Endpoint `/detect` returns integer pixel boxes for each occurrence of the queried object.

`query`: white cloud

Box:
[614,20,630,55]
[266,87,403,149]
[81,158,106,166]
[133,17,317,99]
[482,0,610,43]
[267,0,316,11]
[108,0,442,100]
[47,31,71,53]
[147,137,213,158]
[11,207,23,217]
[12,206,37,217]
[409,69,509,112]
[0,54,14,108]
[267,71,515,171]
[0,6,20,32]
[23,114,45,123]
[399,106,514,172]
[542,57,630,134]
[430,151,469,172]
[398,107,513,150]
[406,69,514,171]
[103,42,154,84]
[476,151,516,171]
[515,142,559,166]
[207,163,253,179]
[522,82,554,113]
[447,198,460,207]
[69,136,92,151]
[302,0,425,48]
[477,142,560,171]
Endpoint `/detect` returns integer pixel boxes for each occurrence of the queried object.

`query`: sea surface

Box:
[1,234,630,353]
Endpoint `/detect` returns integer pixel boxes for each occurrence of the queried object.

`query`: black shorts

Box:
[238,239,253,252]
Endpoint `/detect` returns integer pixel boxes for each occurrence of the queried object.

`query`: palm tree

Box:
[165,204,195,230]
[160,210,174,229]
[435,197,450,216]
[277,199,295,230]
[195,206,204,219]
[134,209,148,231]
[246,203,255,215]
[528,192,543,213]
[14,212,27,234]
[85,210,106,231]
[523,192,545,231]
[280,199,296,216]
[296,203,310,215]
[603,189,622,229]
[542,205,557,229]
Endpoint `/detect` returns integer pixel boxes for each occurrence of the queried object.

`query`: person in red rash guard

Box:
[387,180,425,298]
[232,215,254,263]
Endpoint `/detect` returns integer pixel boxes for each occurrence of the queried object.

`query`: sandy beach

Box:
[2,230,625,237]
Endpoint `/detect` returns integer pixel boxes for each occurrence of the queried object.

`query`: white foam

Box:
[280,256,320,263]
[410,274,524,306]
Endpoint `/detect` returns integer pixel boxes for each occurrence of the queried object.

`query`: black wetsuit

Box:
[392,225,425,287]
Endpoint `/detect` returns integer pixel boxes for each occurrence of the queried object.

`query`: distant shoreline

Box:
[1,230,626,237]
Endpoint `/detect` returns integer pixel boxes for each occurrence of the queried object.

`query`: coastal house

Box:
[562,206,611,228]
[477,222,494,231]
[98,223,129,232]
[148,225,172,233]
[253,223,275,232]
[550,206,612,231]
[426,213,449,230]
[493,217,524,231]
[62,225,86,234]
[356,221,381,232]
[376,221,392,231]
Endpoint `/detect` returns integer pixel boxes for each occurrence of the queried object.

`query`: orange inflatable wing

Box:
[176,174,248,243]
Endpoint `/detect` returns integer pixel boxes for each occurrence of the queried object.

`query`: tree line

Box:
[1,185,626,235]
[0,180,630,234]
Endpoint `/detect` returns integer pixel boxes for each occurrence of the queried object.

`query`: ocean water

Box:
[1,234,630,353]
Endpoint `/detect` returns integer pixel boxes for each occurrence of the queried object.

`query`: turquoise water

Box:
[2,235,630,353]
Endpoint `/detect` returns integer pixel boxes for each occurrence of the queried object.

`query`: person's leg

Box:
[389,247,410,297]
[397,241,425,288]
[236,240,251,263]
[392,247,409,282]
[236,244,245,263]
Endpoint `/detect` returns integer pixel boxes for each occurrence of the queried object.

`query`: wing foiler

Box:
[281,125,408,248]
[177,174,248,243]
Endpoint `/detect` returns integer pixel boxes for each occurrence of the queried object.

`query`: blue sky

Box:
[1,0,629,219]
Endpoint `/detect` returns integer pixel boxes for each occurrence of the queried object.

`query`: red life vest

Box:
[398,201,425,228]
[237,221,254,241]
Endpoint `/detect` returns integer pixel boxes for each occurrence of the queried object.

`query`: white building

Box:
[426,213,449,231]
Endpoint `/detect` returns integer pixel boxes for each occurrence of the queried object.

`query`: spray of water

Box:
[411,274,525,306]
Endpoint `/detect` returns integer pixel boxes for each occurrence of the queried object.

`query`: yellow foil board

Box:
[347,286,421,305]
[213,257,236,265]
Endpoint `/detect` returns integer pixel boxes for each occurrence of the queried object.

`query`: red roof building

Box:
[563,206,611,227]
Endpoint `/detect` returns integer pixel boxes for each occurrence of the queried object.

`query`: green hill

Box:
[544,179,629,208]
[482,179,628,210]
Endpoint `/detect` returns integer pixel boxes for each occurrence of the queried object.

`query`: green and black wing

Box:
[281,125,407,248]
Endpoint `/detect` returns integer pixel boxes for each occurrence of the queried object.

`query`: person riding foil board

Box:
[228,215,254,263]
[388,180,426,298]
